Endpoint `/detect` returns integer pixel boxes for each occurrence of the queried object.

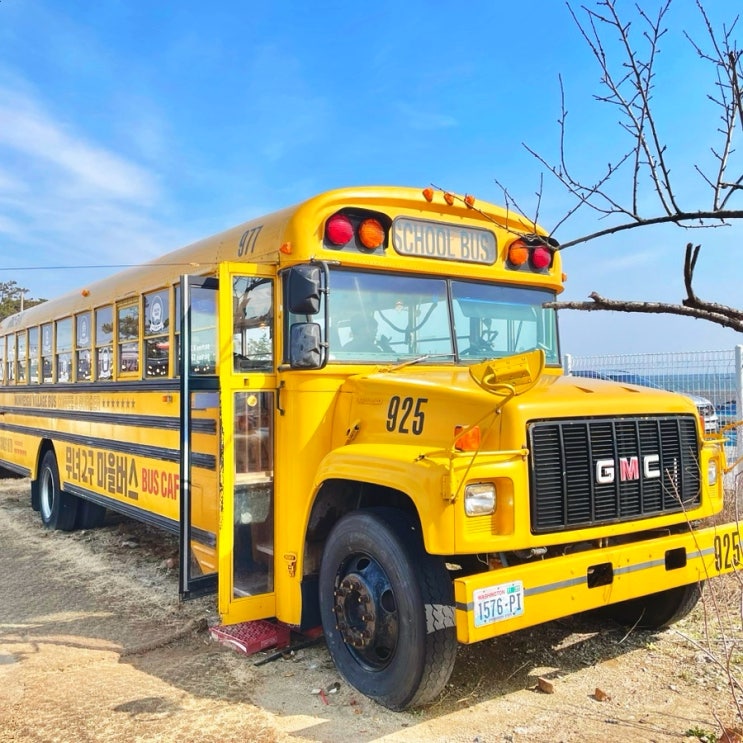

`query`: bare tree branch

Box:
[550,238,743,330]
[557,209,743,249]
[547,293,743,333]
[503,1,743,334]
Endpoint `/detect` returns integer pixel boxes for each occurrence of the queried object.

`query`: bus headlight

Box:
[464,483,496,516]
[708,459,718,486]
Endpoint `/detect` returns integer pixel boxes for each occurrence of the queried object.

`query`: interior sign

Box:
[392,218,496,265]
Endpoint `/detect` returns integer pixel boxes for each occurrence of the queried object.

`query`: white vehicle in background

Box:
[571,370,719,434]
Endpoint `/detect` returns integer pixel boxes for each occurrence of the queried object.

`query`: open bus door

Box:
[179,275,219,599]
[216,263,277,624]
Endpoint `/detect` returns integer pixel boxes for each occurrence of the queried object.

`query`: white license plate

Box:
[473,580,524,627]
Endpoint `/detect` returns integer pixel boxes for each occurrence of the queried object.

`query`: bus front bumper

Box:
[453,522,742,644]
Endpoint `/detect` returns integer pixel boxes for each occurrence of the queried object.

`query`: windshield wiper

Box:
[387,353,456,371]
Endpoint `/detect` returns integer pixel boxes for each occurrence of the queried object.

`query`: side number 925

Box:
[385,396,427,435]
[714,530,742,572]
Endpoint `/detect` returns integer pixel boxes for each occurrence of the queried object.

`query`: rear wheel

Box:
[38,450,78,531]
[319,508,457,710]
[602,583,703,629]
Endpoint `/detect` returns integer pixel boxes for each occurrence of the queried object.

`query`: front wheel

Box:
[319,508,457,710]
[38,450,78,531]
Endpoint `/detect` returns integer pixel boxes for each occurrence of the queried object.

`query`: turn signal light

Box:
[507,240,530,266]
[358,218,385,249]
[454,424,481,451]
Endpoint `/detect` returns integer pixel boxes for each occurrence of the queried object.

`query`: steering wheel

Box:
[375,335,394,353]
[460,338,495,357]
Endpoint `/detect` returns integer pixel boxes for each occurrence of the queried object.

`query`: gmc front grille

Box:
[528,416,700,533]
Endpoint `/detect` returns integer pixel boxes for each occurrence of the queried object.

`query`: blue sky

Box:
[1,0,742,355]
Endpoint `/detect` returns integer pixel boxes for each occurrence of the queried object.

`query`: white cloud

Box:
[0,86,159,203]
[0,82,185,300]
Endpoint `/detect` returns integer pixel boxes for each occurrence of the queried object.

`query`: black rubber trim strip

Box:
[65,482,217,547]
[0,421,216,471]
[0,406,216,434]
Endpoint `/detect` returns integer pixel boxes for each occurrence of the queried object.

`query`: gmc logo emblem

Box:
[595,455,660,484]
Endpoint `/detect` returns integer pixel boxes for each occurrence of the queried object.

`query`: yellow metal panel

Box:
[454,522,742,644]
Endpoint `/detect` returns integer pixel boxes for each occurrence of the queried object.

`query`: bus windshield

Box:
[327,269,559,365]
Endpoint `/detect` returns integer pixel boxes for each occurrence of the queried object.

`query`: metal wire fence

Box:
[564,346,743,475]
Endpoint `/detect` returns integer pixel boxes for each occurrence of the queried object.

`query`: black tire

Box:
[319,508,457,710]
[75,500,107,530]
[602,583,703,629]
[38,450,78,531]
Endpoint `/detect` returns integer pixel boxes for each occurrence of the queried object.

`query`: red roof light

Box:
[325,213,354,245]
[531,246,552,269]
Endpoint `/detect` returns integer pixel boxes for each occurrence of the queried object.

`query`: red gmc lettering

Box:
[619,457,639,481]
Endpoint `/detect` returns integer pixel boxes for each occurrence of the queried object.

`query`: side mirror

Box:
[286,265,321,314]
[289,322,322,369]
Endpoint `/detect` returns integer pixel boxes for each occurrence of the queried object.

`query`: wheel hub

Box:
[333,574,376,648]
[332,555,398,669]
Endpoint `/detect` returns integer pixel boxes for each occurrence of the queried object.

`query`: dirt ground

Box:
[1,476,742,743]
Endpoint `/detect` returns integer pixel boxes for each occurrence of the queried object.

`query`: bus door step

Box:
[209,619,291,656]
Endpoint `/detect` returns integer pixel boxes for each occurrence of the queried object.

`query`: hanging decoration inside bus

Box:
[391,218,496,265]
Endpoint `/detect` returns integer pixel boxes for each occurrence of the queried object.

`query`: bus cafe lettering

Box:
[392,218,496,265]
[65,446,179,501]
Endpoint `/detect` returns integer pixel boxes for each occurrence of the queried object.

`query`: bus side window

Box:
[6,333,16,383]
[28,327,39,383]
[56,318,72,383]
[75,313,92,381]
[2,335,11,383]
[117,301,140,376]
[144,289,170,378]
[41,324,53,383]
[190,288,217,375]
[95,306,113,381]
[16,331,27,384]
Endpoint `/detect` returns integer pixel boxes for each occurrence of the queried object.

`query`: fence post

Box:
[563,353,572,375]
[736,345,743,466]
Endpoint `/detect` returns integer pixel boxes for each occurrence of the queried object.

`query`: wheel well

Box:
[303,479,419,575]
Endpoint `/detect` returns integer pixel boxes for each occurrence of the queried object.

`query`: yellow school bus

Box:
[0,185,740,710]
